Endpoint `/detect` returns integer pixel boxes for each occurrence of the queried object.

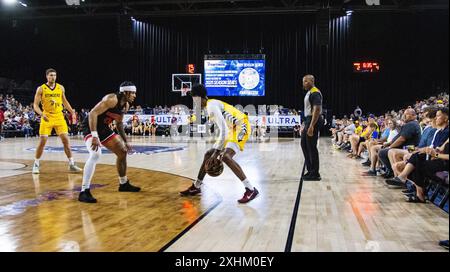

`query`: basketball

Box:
[205,159,224,177]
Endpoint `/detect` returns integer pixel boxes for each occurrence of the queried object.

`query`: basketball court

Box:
[0,135,447,252]
[0,0,448,260]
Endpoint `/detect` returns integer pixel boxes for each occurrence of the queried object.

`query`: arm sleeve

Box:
[207,103,228,150]
[310,92,322,106]
[400,123,415,139]
[417,128,430,148]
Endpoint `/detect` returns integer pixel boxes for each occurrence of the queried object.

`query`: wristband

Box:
[91,131,99,138]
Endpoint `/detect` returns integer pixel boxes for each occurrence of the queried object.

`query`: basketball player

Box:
[32,68,82,174]
[78,81,141,203]
[180,84,259,204]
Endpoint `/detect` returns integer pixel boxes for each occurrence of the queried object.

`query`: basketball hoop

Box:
[181,87,190,97]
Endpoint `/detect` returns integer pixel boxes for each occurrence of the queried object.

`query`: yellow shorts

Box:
[224,118,251,152]
[39,114,68,136]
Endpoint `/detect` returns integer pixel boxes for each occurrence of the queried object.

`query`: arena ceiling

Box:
[0,0,448,20]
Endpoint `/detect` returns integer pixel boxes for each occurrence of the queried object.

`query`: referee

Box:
[300,75,323,181]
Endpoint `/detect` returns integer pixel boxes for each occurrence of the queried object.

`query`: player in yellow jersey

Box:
[180,84,259,203]
[32,68,82,174]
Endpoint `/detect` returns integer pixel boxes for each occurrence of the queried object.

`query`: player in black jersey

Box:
[78,82,141,203]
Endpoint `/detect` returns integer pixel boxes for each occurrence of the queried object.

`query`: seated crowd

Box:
[0,94,38,139]
[330,92,449,250]
[0,93,91,139]
[2,92,304,140]
[124,104,302,138]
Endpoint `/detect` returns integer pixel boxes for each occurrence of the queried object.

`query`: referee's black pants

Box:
[301,117,323,176]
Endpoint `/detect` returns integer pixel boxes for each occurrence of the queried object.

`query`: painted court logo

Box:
[0,184,106,217]
[26,145,185,155]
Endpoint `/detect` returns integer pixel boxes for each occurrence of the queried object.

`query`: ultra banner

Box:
[248,115,301,127]
[124,115,301,127]
[124,114,190,125]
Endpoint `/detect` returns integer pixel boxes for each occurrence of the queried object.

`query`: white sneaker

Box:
[32,163,40,174]
[69,164,82,172]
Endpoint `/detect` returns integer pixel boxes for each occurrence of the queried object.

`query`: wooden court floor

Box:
[0,160,220,251]
[0,136,448,252]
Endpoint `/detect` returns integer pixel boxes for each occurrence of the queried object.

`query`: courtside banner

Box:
[124,114,190,125]
[248,115,301,127]
[124,114,301,127]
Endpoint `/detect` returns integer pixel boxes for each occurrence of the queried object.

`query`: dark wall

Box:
[345,12,449,116]
[0,19,134,109]
[0,11,448,115]
[131,15,320,111]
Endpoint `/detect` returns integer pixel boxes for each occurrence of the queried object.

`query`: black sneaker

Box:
[303,174,321,181]
[405,181,417,192]
[439,240,449,250]
[403,192,416,197]
[363,169,377,176]
[78,189,97,203]
[402,189,415,194]
[361,160,371,167]
[382,172,394,179]
[180,184,201,196]
[385,177,405,187]
[303,172,311,177]
[344,144,352,151]
[119,181,141,192]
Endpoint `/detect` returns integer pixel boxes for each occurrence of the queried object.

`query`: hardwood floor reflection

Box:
[0,160,221,252]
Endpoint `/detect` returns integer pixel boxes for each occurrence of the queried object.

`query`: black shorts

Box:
[359,137,366,144]
[82,121,118,144]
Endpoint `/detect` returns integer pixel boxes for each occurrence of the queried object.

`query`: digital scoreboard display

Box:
[353,62,380,73]
[204,54,265,96]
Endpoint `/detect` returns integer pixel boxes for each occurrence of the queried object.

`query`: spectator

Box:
[150,117,158,136]
[386,138,449,202]
[0,106,4,140]
[80,108,88,122]
[131,114,142,135]
[386,107,449,186]
[142,119,151,136]
[170,115,179,137]
[386,108,439,176]
[348,118,376,159]
[331,115,337,129]
[364,118,400,176]
[354,122,379,159]
[22,119,33,137]
[378,108,421,179]
[293,124,301,138]
[69,110,79,136]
